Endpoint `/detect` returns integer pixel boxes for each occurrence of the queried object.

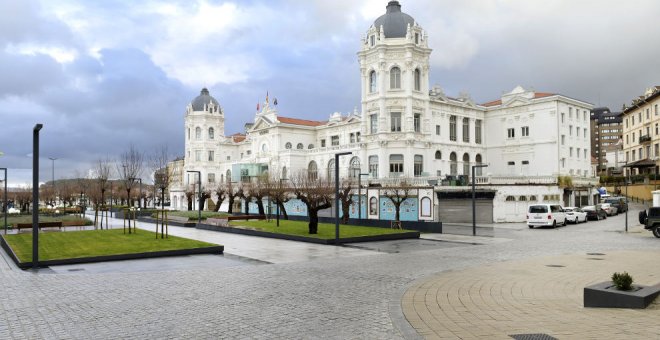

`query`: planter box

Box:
[584,281,660,309]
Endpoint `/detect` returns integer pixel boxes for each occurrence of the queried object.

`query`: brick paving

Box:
[0,205,657,339]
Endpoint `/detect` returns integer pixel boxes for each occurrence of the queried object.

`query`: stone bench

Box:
[205,218,228,227]
[227,215,266,221]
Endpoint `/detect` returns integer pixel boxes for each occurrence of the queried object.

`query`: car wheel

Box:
[653,227,660,238]
[552,220,557,228]
[528,225,533,229]
[563,219,567,226]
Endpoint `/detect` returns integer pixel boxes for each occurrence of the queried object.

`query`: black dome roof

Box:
[191,88,219,111]
[373,1,415,38]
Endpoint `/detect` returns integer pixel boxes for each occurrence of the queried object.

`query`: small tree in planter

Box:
[612,272,633,291]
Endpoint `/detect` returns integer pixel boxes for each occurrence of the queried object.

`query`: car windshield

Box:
[583,206,595,211]
[564,208,574,212]
[529,205,548,213]
[604,199,618,204]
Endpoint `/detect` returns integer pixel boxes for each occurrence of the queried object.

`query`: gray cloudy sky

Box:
[1,0,660,185]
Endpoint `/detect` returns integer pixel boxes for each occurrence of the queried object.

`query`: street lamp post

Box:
[1,167,7,235]
[471,164,489,236]
[625,170,629,232]
[276,178,288,227]
[33,124,43,269]
[357,173,369,220]
[186,171,202,224]
[48,157,57,208]
[334,152,352,244]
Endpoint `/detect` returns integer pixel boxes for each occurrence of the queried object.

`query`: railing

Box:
[639,135,652,143]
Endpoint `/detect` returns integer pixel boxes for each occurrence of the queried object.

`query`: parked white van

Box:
[527,204,567,228]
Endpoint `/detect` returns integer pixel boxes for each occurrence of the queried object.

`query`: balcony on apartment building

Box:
[639,135,652,143]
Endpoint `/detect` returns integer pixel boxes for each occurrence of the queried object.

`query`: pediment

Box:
[250,117,273,131]
[502,96,531,108]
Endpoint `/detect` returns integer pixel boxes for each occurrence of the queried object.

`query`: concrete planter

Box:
[584,281,660,308]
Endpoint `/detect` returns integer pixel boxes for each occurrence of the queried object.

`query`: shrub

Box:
[611,271,633,291]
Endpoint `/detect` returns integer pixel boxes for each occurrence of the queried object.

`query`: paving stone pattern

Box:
[0,205,658,339]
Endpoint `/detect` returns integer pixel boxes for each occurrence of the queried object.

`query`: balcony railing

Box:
[639,135,652,143]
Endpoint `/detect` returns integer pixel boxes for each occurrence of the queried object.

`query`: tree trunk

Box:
[228,196,234,214]
[187,196,193,211]
[395,202,401,222]
[199,196,206,211]
[244,198,250,214]
[213,197,222,212]
[256,198,265,215]
[341,200,351,224]
[278,201,289,220]
[127,189,131,208]
[308,209,319,234]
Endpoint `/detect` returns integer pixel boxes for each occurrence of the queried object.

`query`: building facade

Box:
[621,86,660,176]
[169,1,597,222]
[590,107,623,175]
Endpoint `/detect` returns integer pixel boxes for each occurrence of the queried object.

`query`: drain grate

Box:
[587,252,606,256]
[510,333,558,340]
[545,264,565,268]
[67,268,84,272]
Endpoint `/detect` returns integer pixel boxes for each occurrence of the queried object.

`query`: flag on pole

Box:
[273,98,278,106]
[257,102,260,111]
[266,91,269,104]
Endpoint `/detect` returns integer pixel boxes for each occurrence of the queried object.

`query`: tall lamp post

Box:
[1,167,7,235]
[471,164,488,236]
[334,152,352,244]
[357,173,369,220]
[33,124,43,269]
[276,178,289,227]
[186,170,202,224]
[48,157,57,208]
[625,168,629,232]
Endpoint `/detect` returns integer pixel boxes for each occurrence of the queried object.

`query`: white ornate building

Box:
[169,1,598,222]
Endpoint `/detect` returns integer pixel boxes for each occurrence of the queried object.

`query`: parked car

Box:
[564,207,587,224]
[527,204,567,228]
[600,203,618,216]
[641,207,660,238]
[7,207,20,214]
[583,205,608,220]
[604,197,628,213]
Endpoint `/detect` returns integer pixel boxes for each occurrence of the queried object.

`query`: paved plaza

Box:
[0,205,658,339]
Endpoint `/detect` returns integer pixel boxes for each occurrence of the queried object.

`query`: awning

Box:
[623,158,656,168]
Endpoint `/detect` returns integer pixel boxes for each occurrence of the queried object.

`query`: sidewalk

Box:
[402,250,660,339]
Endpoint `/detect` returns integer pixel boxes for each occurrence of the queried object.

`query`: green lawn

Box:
[152,211,229,220]
[229,219,410,239]
[1,215,92,228]
[4,229,219,263]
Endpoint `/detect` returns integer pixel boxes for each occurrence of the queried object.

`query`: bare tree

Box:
[149,146,174,212]
[264,172,291,220]
[382,181,414,222]
[290,170,333,234]
[226,181,242,214]
[212,182,228,212]
[117,144,143,208]
[185,184,195,211]
[15,186,32,213]
[336,179,356,224]
[96,156,112,206]
[246,175,269,215]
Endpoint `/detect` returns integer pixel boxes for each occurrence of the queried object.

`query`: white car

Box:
[600,203,618,216]
[7,207,20,214]
[564,207,587,224]
[527,204,567,228]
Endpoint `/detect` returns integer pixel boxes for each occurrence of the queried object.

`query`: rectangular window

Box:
[321,139,326,147]
[655,143,659,157]
[369,155,378,178]
[561,135,565,145]
[195,150,201,162]
[521,126,529,137]
[647,108,650,119]
[449,116,457,141]
[462,118,470,142]
[389,154,404,174]
[507,128,515,139]
[632,116,635,125]
[414,113,421,132]
[356,132,360,142]
[569,107,573,119]
[390,112,402,132]
[435,125,440,135]
[208,173,215,183]
[475,119,482,144]
[208,151,214,162]
[414,155,423,177]
[626,151,629,162]
[569,125,573,136]
[584,149,587,159]
[561,112,565,123]
[576,148,580,158]
[569,147,573,157]
[370,35,375,46]
[370,114,378,134]
[350,133,356,143]
[656,104,659,115]
[632,150,636,161]
[331,135,339,146]
[576,128,579,137]
[584,128,587,138]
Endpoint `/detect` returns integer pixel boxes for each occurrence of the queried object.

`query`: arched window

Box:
[208,127,214,140]
[390,67,401,89]
[308,144,314,149]
[505,196,516,201]
[519,196,528,201]
[195,127,201,139]
[296,143,304,150]
[349,156,361,179]
[369,197,378,215]
[327,159,335,180]
[462,153,470,176]
[281,167,287,180]
[369,70,377,93]
[529,195,537,201]
[414,68,421,91]
[285,142,292,149]
[369,155,378,178]
[308,161,318,180]
[435,150,441,160]
[475,154,483,176]
[226,169,231,183]
[420,197,431,217]
[450,152,457,175]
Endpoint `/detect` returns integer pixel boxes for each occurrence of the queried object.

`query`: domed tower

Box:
[184,88,224,174]
[358,1,431,138]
